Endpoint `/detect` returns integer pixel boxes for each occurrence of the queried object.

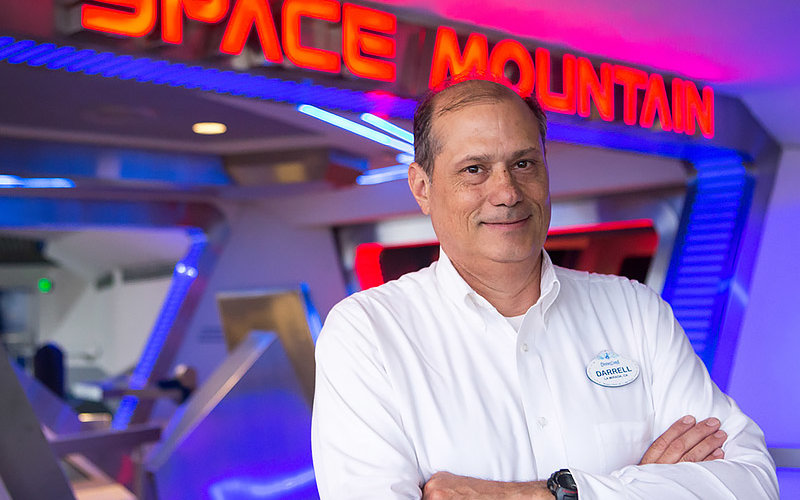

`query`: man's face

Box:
[410,92,551,269]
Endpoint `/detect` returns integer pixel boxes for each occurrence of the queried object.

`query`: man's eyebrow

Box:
[510,147,541,159]
[455,152,493,164]
[454,147,541,165]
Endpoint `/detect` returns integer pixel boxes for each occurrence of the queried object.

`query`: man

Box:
[311,78,778,499]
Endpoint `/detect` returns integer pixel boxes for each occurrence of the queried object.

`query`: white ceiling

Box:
[43,228,190,280]
[373,0,800,147]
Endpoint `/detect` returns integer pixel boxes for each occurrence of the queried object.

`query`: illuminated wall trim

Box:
[297,104,413,152]
[112,231,209,430]
[661,157,754,386]
[0,36,416,119]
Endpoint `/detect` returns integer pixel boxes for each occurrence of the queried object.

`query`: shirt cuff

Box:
[569,467,628,500]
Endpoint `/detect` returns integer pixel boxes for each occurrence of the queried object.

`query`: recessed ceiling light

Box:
[192,122,227,135]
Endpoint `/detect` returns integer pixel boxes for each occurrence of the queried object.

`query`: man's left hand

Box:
[422,471,551,500]
[639,415,726,465]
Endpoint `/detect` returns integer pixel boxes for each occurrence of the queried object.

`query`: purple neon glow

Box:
[365,0,771,83]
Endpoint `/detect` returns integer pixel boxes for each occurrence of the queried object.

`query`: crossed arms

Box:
[311,286,778,499]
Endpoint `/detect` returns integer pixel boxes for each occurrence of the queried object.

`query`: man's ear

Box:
[408,162,431,215]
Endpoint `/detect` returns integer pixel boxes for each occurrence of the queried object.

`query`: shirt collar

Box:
[435,247,561,315]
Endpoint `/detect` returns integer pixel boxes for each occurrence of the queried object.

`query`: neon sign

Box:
[81,0,397,82]
[79,1,714,138]
[430,26,714,138]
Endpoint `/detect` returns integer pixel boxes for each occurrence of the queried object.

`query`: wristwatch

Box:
[547,469,578,500]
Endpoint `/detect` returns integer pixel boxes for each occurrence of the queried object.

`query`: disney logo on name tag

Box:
[586,350,640,387]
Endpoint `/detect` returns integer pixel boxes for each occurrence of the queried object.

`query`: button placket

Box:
[516,306,570,476]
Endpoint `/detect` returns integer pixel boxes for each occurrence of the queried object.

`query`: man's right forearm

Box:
[422,472,552,500]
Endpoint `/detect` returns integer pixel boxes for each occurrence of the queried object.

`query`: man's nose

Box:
[487,166,522,207]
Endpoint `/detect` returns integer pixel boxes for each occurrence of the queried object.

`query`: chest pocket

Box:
[594,420,652,473]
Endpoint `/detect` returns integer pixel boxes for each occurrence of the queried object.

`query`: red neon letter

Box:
[685,81,714,138]
[577,58,613,121]
[640,73,672,131]
[613,65,648,126]
[220,0,283,63]
[489,39,534,97]
[162,0,228,45]
[342,3,396,82]
[535,48,576,114]
[282,0,341,73]
[429,27,487,88]
[671,78,686,133]
[81,0,156,37]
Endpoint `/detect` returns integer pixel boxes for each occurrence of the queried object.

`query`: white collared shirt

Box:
[311,250,778,499]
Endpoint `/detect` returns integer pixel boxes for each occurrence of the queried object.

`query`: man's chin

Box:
[480,247,542,265]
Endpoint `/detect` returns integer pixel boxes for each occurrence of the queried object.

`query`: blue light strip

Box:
[297,105,414,154]
[300,283,323,343]
[0,36,416,119]
[208,468,316,500]
[661,159,753,376]
[356,164,409,185]
[0,175,74,188]
[111,230,208,430]
[395,153,414,165]
[360,113,414,144]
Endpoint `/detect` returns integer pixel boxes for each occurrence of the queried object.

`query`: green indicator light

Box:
[38,278,53,294]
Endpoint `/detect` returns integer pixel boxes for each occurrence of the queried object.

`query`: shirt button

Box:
[521,343,528,352]
[538,417,548,427]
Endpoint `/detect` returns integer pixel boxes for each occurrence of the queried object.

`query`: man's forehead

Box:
[432,80,524,117]
[430,82,542,148]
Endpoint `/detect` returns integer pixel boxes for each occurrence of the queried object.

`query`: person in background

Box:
[311,77,778,499]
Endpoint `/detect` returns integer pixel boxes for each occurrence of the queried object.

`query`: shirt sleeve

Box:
[311,301,423,500]
[570,287,779,499]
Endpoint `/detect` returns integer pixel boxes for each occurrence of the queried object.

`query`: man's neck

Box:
[449,253,543,317]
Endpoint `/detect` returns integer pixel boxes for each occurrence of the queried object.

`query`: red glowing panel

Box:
[282,0,341,73]
[546,218,654,236]
[162,0,229,45]
[489,39,534,97]
[81,0,157,38]
[429,26,488,88]
[353,220,656,289]
[535,49,576,115]
[342,3,397,82]
[354,243,385,290]
[219,0,283,62]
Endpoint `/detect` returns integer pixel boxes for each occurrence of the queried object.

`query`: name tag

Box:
[586,350,640,387]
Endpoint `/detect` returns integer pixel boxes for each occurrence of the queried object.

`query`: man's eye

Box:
[464,165,481,174]
[515,160,532,168]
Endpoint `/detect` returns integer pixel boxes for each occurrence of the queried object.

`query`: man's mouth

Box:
[482,215,531,227]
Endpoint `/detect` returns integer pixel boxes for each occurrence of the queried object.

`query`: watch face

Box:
[556,472,577,490]
[549,469,578,498]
